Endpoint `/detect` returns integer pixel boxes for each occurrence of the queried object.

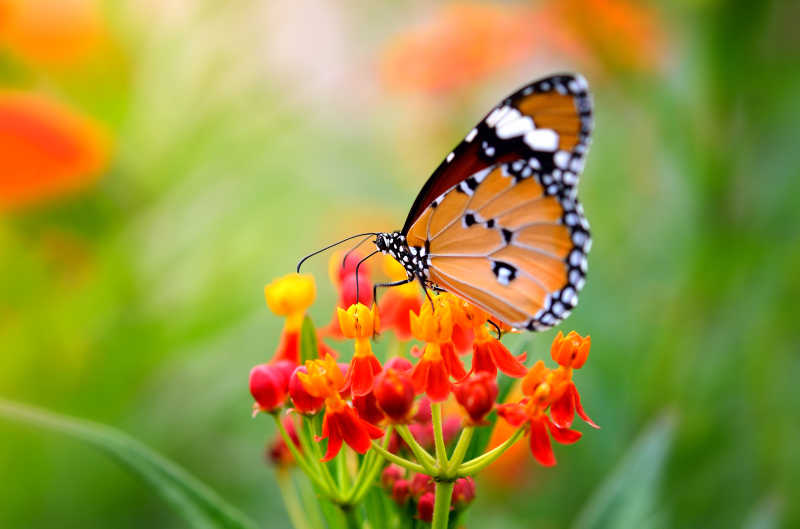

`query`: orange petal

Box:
[529,417,556,466]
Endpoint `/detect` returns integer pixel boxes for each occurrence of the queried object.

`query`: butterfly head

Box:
[375,231,429,280]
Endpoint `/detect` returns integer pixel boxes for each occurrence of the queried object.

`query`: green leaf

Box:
[300,316,319,363]
[0,399,259,529]
[572,412,677,529]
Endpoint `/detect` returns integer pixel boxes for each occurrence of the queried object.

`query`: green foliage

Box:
[0,399,258,529]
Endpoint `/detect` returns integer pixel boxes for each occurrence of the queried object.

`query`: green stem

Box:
[276,470,313,529]
[431,403,448,468]
[431,480,455,529]
[272,413,331,495]
[370,441,427,474]
[342,506,361,529]
[348,427,392,503]
[445,426,473,476]
[395,425,437,473]
[336,449,351,490]
[301,416,340,496]
[457,426,526,476]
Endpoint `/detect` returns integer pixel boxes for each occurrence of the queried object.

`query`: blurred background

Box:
[1,0,799,527]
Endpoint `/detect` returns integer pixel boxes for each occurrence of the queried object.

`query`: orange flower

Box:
[451,298,527,377]
[317,396,384,461]
[498,330,598,466]
[0,91,110,209]
[409,299,467,401]
[545,0,667,73]
[0,0,106,66]
[379,3,541,95]
[338,303,383,397]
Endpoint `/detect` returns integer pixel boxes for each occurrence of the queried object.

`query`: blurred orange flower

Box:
[484,381,531,485]
[0,92,111,210]
[0,0,106,66]
[379,3,543,95]
[545,0,666,72]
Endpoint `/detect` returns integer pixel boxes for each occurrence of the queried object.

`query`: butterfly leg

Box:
[487,319,503,339]
[372,278,413,305]
[417,275,435,311]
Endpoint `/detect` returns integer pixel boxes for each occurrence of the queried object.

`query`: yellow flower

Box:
[337,303,379,340]
[409,298,453,344]
[264,273,316,332]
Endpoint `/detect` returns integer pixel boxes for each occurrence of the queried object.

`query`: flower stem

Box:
[431,402,448,468]
[297,415,340,497]
[272,413,331,495]
[347,427,392,503]
[370,440,427,474]
[276,470,313,529]
[431,479,455,529]
[445,426,473,476]
[457,426,526,476]
[395,425,437,473]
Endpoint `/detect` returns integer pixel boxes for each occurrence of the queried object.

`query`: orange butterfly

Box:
[303,74,592,331]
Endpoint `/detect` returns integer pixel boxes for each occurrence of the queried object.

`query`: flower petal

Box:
[489,339,528,377]
[442,342,467,381]
[573,383,599,429]
[550,382,576,428]
[529,418,556,466]
[425,359,452,402]
[546,416,582,444]
[496,402,528,427]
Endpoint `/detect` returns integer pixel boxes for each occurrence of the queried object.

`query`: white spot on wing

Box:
[524,129,559,151]
[554,150,570,169]
[446,152,455,163]
[465,128,478,142]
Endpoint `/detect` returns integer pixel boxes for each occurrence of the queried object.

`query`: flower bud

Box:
[353,391,385,425]
[385,356,413,372]
[289,366,324,414]
[413,396,432,424]
[374,367,415,422]
[454,372,498,424]
[381,464,404,489]
[249,363,290,414]
[417,492,435,523]
[391,479,411,505]
[550,331,591,369]
[264,273,316,318]
[410,473,434,498]
[451,477,476,509]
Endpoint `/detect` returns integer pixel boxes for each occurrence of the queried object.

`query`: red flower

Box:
[550,380,598,429]
[381,464,404,489]
[0,91,110,209]
[451,477,476,509]
[353,391,385,426]
[374,364,416,422]
[378,287,422,340]
[471,334,528,377]
[454,372,498,425]
[249,361,294,415]
[410,473,435,498]
[317,400,384,461]
[417,492,435,522]
[323,251,373,338]
[288,366,324,415]
[391,479,411,505]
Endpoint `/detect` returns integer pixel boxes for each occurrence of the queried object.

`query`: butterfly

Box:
[300,73,592,331]
[371,73,592,332]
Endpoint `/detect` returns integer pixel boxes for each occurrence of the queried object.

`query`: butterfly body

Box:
[374,73,593,332]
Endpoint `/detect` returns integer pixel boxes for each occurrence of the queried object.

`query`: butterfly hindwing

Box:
[401,73,592,234]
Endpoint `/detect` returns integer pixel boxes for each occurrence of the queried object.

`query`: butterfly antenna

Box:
[297,232,378,273]
[341,234,375,270]
[354,249,381,304]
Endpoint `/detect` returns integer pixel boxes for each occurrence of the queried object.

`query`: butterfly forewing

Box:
[401,73,592,234]
[406,160,590,331]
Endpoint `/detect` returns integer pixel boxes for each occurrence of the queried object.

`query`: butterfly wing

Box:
[406,162,590,330]
[401,73,592,235]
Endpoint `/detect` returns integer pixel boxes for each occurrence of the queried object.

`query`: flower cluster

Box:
[249,258,597,528]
